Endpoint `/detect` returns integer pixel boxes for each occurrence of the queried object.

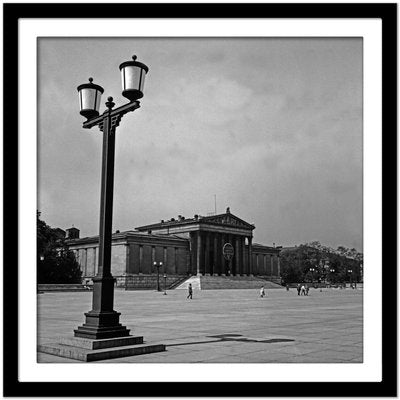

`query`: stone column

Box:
[242,237,247,276]
[221,234,226,275]
[163,247,167,274]
[196,231,202,275]
[270,255,274,278]
[227,234,232,275]
[151,246,155,273]
[213,234,218,276]
[139,245,143,274]
[235,236,240,276]
[174,247,178,274]
[248,237,253,275]
[263,254,266,276]
[94,247,98,275]
[189,232,196,275]
[205,233,210,275]
[83,248,88,276]
[277,254,281,280]
[125,244,130,276]
[256,254,259,276]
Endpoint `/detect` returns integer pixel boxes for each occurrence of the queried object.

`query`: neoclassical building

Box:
[66,208,281,286]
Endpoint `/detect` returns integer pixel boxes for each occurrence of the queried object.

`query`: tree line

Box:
[280,241,363,285]
[37,211,82,284]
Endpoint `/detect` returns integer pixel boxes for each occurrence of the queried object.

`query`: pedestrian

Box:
[286,284,289,291]
[297,284,301,296]
[301,285,306,296]
[187,283,193,299]
[305,285,309,296]
[260,286,265,298]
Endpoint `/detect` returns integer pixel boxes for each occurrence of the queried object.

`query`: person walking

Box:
[187,283,193,299]
[260,286,265,298]
[305,285,309,296]
[297,284,301,296]
[300,284,306,296]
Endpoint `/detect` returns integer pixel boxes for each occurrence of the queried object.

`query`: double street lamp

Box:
[74,56,149,340]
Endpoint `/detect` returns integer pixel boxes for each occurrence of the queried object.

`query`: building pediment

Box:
[135,207,255,232]
[202,212,254,230]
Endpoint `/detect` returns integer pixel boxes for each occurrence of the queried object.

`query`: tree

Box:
[280,250,303,284]
[280,242,363,285]
[37,211,82,284]
[279,246,306,283]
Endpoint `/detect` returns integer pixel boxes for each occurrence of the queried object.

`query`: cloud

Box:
[38,38,363,250]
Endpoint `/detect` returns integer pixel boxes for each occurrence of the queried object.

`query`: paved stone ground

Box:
[37,287,363,363]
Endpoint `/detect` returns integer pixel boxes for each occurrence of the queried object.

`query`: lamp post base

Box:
[74,311,131,340]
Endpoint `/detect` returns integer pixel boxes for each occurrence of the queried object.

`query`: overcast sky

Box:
[38,37,362,251]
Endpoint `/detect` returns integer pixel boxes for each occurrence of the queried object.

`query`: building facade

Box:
[66,208,281,284]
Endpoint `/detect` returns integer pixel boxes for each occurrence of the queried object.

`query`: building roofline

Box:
[65,230,189,245]
[136,211,255,231]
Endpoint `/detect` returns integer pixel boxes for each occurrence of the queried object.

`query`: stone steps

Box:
[37,284,92,292]
[38,336,165,362]
[176,275,282,290]
[123,275,188,290]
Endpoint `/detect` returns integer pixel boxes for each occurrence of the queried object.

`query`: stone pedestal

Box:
[38,336,166,362]
[74,311,130,339]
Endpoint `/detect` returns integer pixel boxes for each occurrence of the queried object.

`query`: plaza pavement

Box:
[37,287,363,363]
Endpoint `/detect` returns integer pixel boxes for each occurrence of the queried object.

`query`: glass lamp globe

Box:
[77,78,104,119]
[119,55,149,101]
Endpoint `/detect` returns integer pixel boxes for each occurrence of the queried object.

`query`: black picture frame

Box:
[3,2,396,397]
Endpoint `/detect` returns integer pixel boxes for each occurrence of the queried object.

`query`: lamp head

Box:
[77,78,104,120]
[119,55,149,101]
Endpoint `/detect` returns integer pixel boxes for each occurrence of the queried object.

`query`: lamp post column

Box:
[75,99,130,339]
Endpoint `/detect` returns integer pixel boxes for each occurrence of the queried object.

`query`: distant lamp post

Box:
[163,274,167,295]
[154,262,163,292]
[348,269,353,288]
[329,268,335,284]
[74,55,149,340]
[309,267,315,284]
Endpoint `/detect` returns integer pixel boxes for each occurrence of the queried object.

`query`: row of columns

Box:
[75,247,97,276]
[192,231,253,276]
[252,252,281,277]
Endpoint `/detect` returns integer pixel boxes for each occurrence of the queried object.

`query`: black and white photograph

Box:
[36,36,365,365]
[4,2,396,397]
